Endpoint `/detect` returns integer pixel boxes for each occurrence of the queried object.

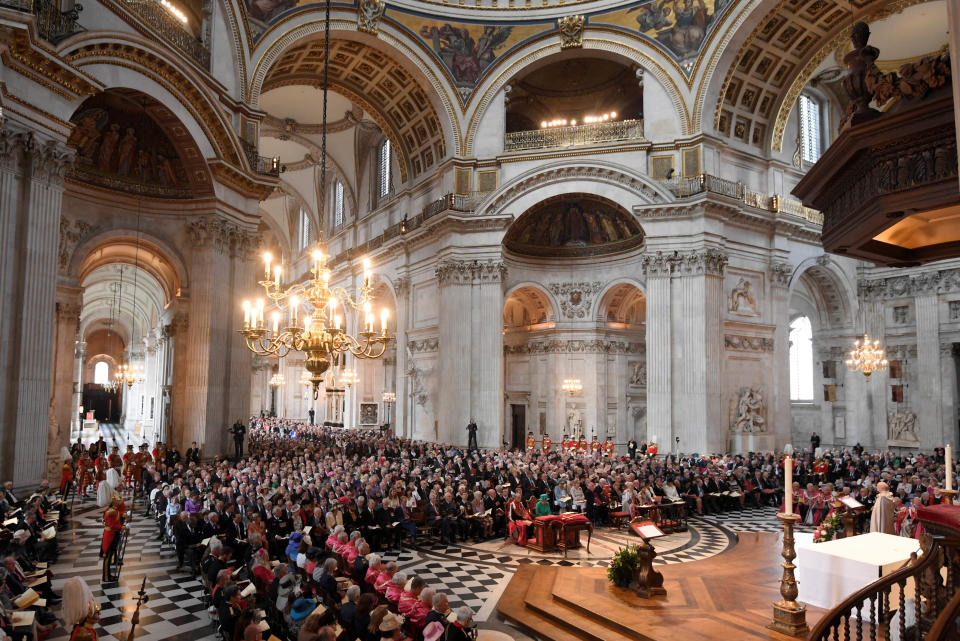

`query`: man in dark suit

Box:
[185,442,201,466]
[466,419,478,451]
[230,420,246,459]
[425,592,450,627]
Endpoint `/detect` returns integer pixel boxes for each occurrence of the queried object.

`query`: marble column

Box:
[48,289,82,478]
[72,340,86,436]
[641,252,673,449]
[168,313,189,447]
[0,124,72,487]
[915,293,942,449]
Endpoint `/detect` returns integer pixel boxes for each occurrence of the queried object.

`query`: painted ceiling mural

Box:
[503,194,645,258]
[247,0,733,98]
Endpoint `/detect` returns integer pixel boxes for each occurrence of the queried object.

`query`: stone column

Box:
[48,289,82,478]
[471,261,505,448]
[770,262,793,448]
[168,313,189,447]
[915,292,942,449]
[0,124,72,487]
[641,252,674,449]
[72,340,86,436]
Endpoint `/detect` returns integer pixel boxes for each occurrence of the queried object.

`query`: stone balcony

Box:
[504,119,644,152]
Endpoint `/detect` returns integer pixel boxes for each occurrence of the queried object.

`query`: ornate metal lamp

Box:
[845,333,888,378]
[561,378,583,395]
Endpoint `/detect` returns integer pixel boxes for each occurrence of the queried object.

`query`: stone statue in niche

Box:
[887,409,919,443]
[629,362,646,386]
[729,278,757,314]
[732,387,765,432]
[566,408,583,437]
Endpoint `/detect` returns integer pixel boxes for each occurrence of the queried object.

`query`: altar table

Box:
[795,532,920,619]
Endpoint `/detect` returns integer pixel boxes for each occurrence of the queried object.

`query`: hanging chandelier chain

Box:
[319,0,330,217]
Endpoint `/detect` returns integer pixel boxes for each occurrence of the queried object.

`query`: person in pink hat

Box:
[423,621,444,641]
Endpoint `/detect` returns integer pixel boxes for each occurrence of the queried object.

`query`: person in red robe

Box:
[525,432,536,452]
[542,436,552,453]
[60,457,74,500]
[603,439,615,457]
[506,493,533,546]
[560,435,570,453]
[122,445,136,490]
[100,495,126,581]
[134,444,151,493]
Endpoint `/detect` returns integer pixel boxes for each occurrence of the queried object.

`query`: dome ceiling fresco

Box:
[245,0,734,98]
[503,194,644,258]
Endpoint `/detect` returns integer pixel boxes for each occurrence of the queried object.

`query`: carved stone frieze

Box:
[860,268,960,300]
[435,259,506,285]
[546,282,603,319]
[186,216,258,256]
[887,408,919,446]
[886,344,918,360]
[504,339,644,355]
[407,338,439,353]
[725,334,774,352]
[558,15,585,49]
[641,249,727,278]
[58,217,96,270]
[356,0,385,34]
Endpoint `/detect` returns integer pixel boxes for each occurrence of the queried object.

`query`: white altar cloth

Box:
[795,532,920,616]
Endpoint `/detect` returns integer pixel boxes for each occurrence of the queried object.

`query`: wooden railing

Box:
[504,119,644,152]
[808,505,960,641]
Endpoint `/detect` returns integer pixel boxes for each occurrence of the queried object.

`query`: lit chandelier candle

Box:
[240,249,391,399]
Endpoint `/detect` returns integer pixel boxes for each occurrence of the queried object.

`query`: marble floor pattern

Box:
[45,496,797,641]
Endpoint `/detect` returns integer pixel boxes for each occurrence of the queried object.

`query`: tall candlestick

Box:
[947,444,954,492]
[784,455,793,515]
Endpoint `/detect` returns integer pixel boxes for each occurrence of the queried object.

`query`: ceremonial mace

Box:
[126,577,149,641]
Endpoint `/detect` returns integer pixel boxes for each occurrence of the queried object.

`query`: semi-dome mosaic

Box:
[503,194,644,258]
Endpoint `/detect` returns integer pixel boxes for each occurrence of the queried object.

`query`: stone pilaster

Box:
[915,293,942,449]
[770,261,793,448]
[0,124,73,487]
[393,276,411,438]
[641,251,673,450]
[435,259,505,447]
[48,289,81,478]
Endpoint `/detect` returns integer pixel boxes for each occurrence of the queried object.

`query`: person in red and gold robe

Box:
[590,438,602,456]
[122,445,136,489]
[134,444,151,492]
[603,438,615,458]
[525,432,536,452]
[577,436,588,452]
[101,495,126,581]
[542,436,552,453]
[60,457,74,500]
[560,435,570,453]
[108,446,122,478]
[77,452,94,499]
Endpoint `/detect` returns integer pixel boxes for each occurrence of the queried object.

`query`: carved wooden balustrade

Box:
[807,504,960,641]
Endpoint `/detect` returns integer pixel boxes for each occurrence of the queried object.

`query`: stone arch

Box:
[503,283,559,326]
[789,257,854,330]
[69,230,189,305]
[480,159,673,222]
[249,17,459,179]
[593,280,647,324]
[704,0,932,152]
[63,35,245,167]
[465,33,692,155]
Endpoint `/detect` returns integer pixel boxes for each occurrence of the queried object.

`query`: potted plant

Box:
[607,545,639,588]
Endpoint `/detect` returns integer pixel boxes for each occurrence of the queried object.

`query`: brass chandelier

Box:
[240,0,390,399]
[845,333,888,379]
[116,362,145,388]
[241,251,390,398]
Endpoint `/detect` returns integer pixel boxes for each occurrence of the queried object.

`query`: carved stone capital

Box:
[407,338,439,353]
[770,261,792,288]
[558,15,585,49]
[435,259,506,285]
[640,251,675,278]
[0,125,74,183]
[186,216,258,256]
[859,268,960,300]
[56,301,83,322]
[395,276,411,297]
[678,248,728,276]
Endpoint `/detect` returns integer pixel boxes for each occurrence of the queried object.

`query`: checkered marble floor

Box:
[42,498,795,640]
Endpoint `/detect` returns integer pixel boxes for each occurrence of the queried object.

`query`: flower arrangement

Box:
[813,512,843,543]
[607,545,639,587]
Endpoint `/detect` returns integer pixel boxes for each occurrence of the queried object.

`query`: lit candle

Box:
[256,299,264,327]
[242,300,251,327]
[947,444,954,492]
[328,298,337,324]
[313,250,322,275]
[290,295,299,325]
[380,308,389,333]
[272,311,279,335]
[274,265,281,288]
[335,315,341,330]
[264,253,271,279]
[363,258,371,287]
[304,317,311,335]
[784,454,793,515]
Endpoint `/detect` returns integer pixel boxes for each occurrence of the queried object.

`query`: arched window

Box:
[799,94,822,163]
[377,139,392,199]
[298,208,311,252]
[333,180,344,228]
[94,361,109,385]
[789,316,814,401]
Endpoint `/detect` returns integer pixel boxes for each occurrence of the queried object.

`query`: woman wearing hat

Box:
[378,611,404,640]
[535,493,551,517]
